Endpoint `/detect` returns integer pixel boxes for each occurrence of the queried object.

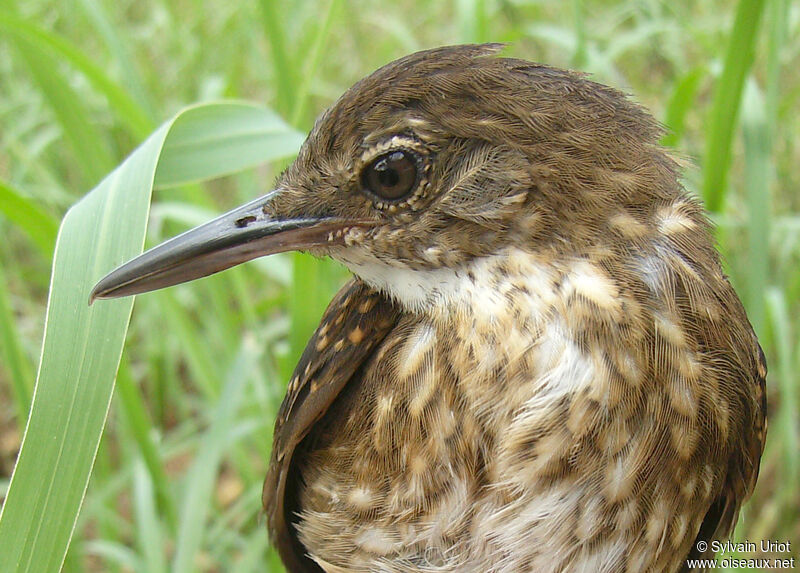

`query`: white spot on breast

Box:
[347,486,376,510]
[408,372,437,418]
[377,393,394,414]
[626,542,652,573]
[681,474,697,499]
[606,456,635,502]
[645,499,670,549]
[309,476,340,504]
[533,320,596,396]
[418,476,471,542]
[573,537,627,573]
[667,375,698,419]
[654,312,687,347]
[575,495,603,541]
[701,464,716,498]
[396,323,436,380]
[657,202,697,235]
[609,212,649,237]
[616,499,639,530]
[354,527,400,555]
[672,513,688,548]
[636,254,666,293]
[562,260,621,314]
[670,421,700,460]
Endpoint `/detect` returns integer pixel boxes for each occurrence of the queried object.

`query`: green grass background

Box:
[0,0,797,571]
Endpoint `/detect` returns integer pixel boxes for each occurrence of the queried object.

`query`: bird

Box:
[91,44,767,572]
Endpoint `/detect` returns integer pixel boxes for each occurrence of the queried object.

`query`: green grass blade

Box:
[456,0,489,44]
[132,456,167,573]
[765,289,800,498]
[0,13,154,140]
[702,0,767,212]
[288,0,342,127]
[661,66,705,148]
[257,0,297,117]
[0,265,35,429]
[283,254,347,381]
[6,35,116,187]
[570,0,587,69]
[171,336,260,573]
[75,0,157,123]
[765,0,789,140]
[0,102,303,573]
[742,80,770,337]
[237,530,271,572]
[83,540,141,571]
[160,291,223,398]
[116,360,177,533]
[0,179,59,257]
[0,121,167,572]
[154,103,304,188]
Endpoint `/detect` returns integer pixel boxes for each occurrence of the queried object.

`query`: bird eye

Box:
[362,150,419,201]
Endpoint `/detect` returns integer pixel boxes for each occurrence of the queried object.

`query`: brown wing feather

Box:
[682,343,768,572]
[262,279,401,572]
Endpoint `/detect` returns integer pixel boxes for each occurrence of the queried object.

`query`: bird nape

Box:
[92,44,766,573]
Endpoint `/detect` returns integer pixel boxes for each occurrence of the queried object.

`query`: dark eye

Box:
[362,150,419,201]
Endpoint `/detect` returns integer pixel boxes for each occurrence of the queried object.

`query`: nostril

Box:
[235,215,257,228]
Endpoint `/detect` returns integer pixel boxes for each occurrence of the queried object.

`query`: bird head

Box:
[91,44,685,305]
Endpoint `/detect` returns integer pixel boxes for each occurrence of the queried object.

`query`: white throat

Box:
[335,246,558,317]
[342,259,464,313]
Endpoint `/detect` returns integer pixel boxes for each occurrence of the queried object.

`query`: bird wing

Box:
[262,279,400,572]
[682,344,768,572]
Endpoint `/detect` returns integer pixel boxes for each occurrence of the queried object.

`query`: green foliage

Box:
[0,104,301,572]
[0,0,797,571]
[702,0,767,213]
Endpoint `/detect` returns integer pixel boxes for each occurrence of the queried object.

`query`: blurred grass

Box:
[0,103,302,573]
[0,0,797,571]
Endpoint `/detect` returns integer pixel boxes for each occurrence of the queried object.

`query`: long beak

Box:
[90,191,359,303]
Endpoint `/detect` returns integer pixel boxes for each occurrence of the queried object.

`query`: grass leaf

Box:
[132,456,167,573]
[116,360,177,533]
[0,102,303,573]
[742,80,770,337]
[0,121,166,573]
[702,0,767,212]
[171,336,261,573]
[0,13,154,140]
[6,33,116,187]
[661,66,705,148]
[154,102,304,188]
[0,179,59,256]
[0,266,36,429]
[257,0,296,118]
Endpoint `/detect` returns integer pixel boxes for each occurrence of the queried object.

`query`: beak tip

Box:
[89,277,115,305]
[88,285,102,306]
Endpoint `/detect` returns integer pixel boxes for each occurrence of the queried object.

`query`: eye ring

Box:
[361,149,421,202]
